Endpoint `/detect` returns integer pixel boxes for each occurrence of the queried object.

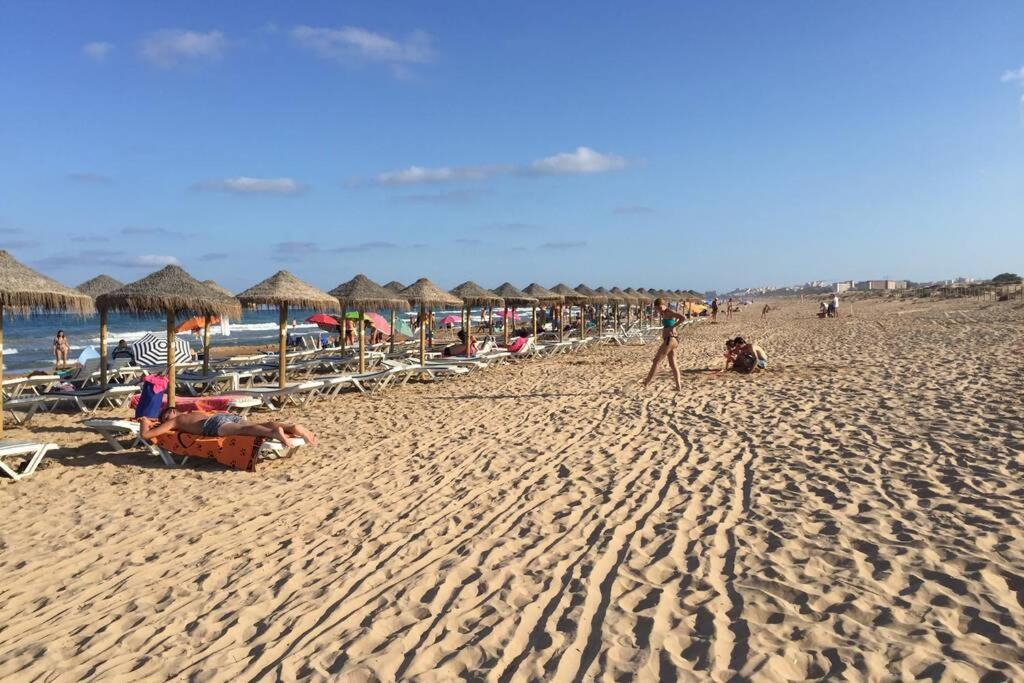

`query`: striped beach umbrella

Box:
[131,332,193,367]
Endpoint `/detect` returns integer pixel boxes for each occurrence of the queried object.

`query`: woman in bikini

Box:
[53,330,70,369]
[642,298,687,391]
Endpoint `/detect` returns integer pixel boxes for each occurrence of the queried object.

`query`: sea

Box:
[7,306,542,373]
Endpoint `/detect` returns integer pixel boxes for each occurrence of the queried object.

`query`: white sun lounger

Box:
[233,380,325,410]
[45,385,141,414]
[318,369,395,397]
[3,374,61,399]
[175,371,240,396]
[381,360,470,385]
[0,440,58,481]
[82,419,307,467]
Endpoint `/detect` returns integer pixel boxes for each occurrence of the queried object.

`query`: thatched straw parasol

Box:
[237,270,338,389]
[97,265,239,408]
[574,284,608,339]
[450,282,503,353]
[382,281,406,295]
[192,280,238,374]
[523,283,564,341]
[330,274,410,372]
[76,274,123,299]
[201,279,235,297]
[606,287,635,331]
[491,283,537,345]
[400,278,463,366]
[550,284,586,340]
[0,251,95,431]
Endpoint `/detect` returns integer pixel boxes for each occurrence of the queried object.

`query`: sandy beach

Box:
[1,296,1022,681]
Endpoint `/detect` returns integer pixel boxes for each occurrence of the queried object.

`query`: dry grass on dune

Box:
[0,297,1022,681]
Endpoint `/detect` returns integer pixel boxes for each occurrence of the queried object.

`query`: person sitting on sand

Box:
[729,337,768,373]
[818,301,828,318]
[723,338,740,370]
[139,408,317,447]
[442,329,476,357]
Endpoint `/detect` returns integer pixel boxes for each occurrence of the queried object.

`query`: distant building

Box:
[835,281,853,293]
[705,290,717,300]
[857,280,907,291]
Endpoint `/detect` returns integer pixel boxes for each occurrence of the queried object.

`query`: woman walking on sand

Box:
[53,329,70,369]
[642,298,687,391]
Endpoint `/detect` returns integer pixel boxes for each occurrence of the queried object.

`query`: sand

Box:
[1,296,1022,681]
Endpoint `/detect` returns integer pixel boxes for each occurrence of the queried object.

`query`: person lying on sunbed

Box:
[442,330,476,357]
[139,408,317,447]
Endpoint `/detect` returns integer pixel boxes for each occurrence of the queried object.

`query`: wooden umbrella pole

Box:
[278,303,288,389]
[532,305,537,339]
[99,308,108,389]
[503,305,509,347]
[202,314,211,376]
[166,310,177,408]
[419,305,427,366]
[598,306,603,340]
[557,305,563,342]
[358,306,366,373]
[340,306,347,352]
[462,306,471,355]
[580,304,586,340]
[389,309,397,355]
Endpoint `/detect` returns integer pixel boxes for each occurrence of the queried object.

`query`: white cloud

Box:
[356,147,628,187]
[291,25,434,77]
[122,254,181,268]
[1001,66,1024,83]
[83,41,114,61]
[141,29,226,68]
[192,177,306,195]
[374,165,501,186]
[526,147,627,176]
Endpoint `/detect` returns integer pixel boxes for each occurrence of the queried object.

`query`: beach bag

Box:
[135,375,169,418]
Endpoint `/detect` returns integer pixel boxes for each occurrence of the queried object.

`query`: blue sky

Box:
[2,1,1022,293]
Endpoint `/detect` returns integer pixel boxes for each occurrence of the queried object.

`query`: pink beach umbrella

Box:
[494,309,521,321]
[439,314,461,326]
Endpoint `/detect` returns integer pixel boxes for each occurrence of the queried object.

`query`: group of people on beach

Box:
[819,293,840,318]
[643,297,770,391]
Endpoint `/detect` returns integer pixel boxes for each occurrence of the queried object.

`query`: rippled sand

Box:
[1,296,1022,681]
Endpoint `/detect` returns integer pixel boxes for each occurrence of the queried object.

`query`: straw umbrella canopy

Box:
[236,270,338,389]
[491,283,537,345]
[574,284,608,339]
[450,281,502,352]
[523,283,563,339]
[0,251,95,431]
[76,276,124,379]
[330,274,410,372]
[400,278,463,366]
[550,283,586,340]
[195,280,238,373]
[76,274,123,299]
[201,280,235,297]
[97,265,240,408]
[606,286,634,330]
[381,281,408,353]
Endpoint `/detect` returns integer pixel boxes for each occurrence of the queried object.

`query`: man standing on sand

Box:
[711,297,719,322]
[761,304,770,320]
[831,293,839,318]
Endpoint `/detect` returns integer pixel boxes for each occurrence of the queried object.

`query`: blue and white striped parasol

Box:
[130,332,192,367]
